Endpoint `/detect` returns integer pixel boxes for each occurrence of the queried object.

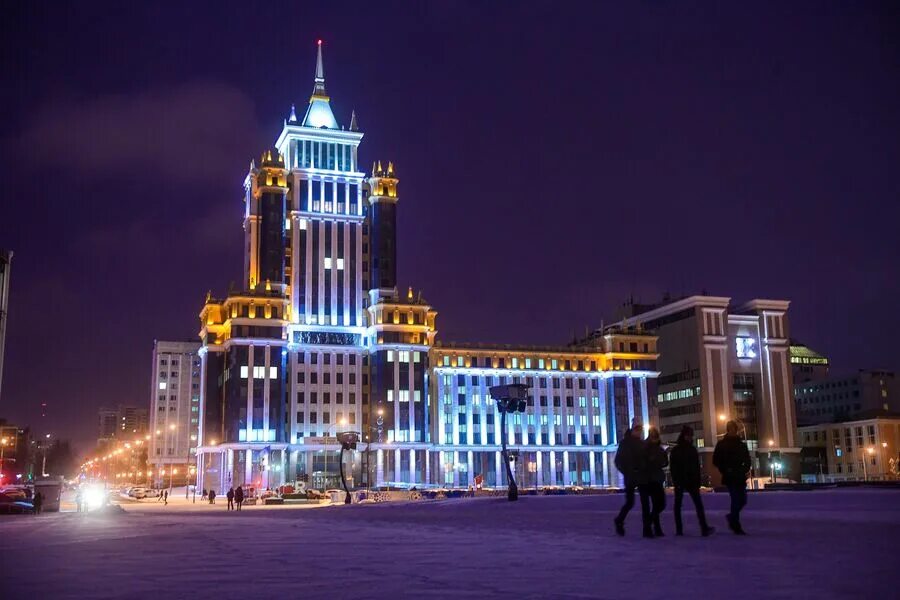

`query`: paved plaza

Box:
[0,489,896,599]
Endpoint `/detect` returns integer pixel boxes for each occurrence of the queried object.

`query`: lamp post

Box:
[336,433,359,505]
[489,383,528,501]
[167,423,177,493]
[863,447,874,482]
[881,441,890,481]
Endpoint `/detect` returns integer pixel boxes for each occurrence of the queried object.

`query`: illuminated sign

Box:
[735,337,757,359]
[293,331,360,346]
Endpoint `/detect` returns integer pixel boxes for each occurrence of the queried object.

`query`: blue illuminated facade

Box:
[195,43,659,493]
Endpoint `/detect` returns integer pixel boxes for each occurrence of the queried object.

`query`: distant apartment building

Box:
[0,251,12,402]
[798,411,900,481]
[149,341,202,473]
[795,370,895,426]
[789,340,829,383]
[97,405,149,449]
[611,295,799,484]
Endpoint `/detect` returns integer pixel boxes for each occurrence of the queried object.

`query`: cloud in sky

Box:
[13,81,261,183]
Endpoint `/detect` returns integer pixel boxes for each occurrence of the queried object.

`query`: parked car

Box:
[0,489,34,514]
[128,487,150,499]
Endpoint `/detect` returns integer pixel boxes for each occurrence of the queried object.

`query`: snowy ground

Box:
[0,489,896,600]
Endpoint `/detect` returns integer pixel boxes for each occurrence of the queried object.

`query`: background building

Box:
[0,418,32,484]
[149,341,201,485]
[798,411,900,481]
[97,404,149,450]
[0,251,11,403]
[795,370,895,426]
[608,295,800,484]
[790,340,830,383]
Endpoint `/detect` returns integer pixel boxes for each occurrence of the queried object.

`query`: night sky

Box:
[1,2,898,452]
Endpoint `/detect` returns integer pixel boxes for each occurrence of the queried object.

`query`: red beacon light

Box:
[317,39,322,46]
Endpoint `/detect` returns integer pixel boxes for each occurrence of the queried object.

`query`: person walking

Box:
[33,491,43,515]
[713,420,752,535]
[163,490,168,506]
[156,488,163,502]
[613,420,645,536]
[638,426,668,538]
[670,425,714,537]
[209,489,216,505]
[226,487,235,511]
[75,489,83,514]
[235,486,244,511]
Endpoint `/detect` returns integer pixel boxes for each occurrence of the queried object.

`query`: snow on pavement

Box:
[0,489,896,600]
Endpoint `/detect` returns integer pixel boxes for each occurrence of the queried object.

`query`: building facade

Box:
[795,370,895,426]
[149,341,202,477]
[607,296,800,484]
[789,340,830,383]
[194,43,658,493]
[97,404,149,450]
[798,411,900,481]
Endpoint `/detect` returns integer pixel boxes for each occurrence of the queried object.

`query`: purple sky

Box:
[1,2,898,452]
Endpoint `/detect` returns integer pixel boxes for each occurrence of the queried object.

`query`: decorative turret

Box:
[302,40,339,129]
[245,150,288,292]
[368,161,400,292]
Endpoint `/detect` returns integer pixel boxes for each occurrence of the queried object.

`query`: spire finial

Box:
[289,103,297,122]
[349,109,358,131]
[313,39,326,96]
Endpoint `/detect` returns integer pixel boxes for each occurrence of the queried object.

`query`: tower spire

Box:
[349,109,359,131]
[313,39,326,96]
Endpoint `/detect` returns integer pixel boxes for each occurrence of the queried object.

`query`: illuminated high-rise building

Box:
[0,250,12,403]
[195,42,659,492]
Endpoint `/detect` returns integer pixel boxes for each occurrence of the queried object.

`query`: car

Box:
[128,487,150,499]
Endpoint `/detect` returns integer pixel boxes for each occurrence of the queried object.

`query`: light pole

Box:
[882,441,890,481]
[489,383,528,502]
[863,447,874,481]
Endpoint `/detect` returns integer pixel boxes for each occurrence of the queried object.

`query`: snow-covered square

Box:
[0,489,896,600]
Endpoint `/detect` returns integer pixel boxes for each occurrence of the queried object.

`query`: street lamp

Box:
[336,431,359,505]
[0,437,8,484]
[489,383,528,501]
[863,446,875,481]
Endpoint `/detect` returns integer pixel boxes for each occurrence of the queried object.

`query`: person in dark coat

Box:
[638,427,668,538]
[713,420,752,534]
[235,486,244,511]
[163,490,168,506]
[208,489,216,505]
[613,420,645,536]
[670,425,714,536]
[226,487,235,511]
[33,491,43,514]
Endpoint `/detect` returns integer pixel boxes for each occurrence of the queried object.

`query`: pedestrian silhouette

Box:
[638,426,668,538]
[670,425,714,536]
[227,487,235,511]
[613,420,644,536]
[713,420,752,535]
[235,486,244,511]
[209,489,216,504]
[33,491,43,515]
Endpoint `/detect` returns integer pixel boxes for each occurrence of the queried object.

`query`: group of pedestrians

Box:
[225,486,245,511]
[614,419,751,538]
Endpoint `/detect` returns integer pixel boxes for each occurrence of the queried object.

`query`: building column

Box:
[494,451,502,488]
[549,450,557,486]
[467,450,474,488]
[409,449,416,485]
[602,450,609,486]
[536,451,544,487]
[424,449,430,485]
[376,449,384,486]
[244,449,252,487]
[563,451,571,486]
[589,451,596,487]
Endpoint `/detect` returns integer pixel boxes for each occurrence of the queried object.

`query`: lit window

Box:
[457,356,464,367]
[336,258,344,270]
[736,337,757,359]
[240,366,249,379]
[269,366,278,379]
[299,219,307,230]
[285,218,291,230]
[387,390,394,402]
[324,257,332,269]
[387,350,394,362]
[158,382,167,390]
